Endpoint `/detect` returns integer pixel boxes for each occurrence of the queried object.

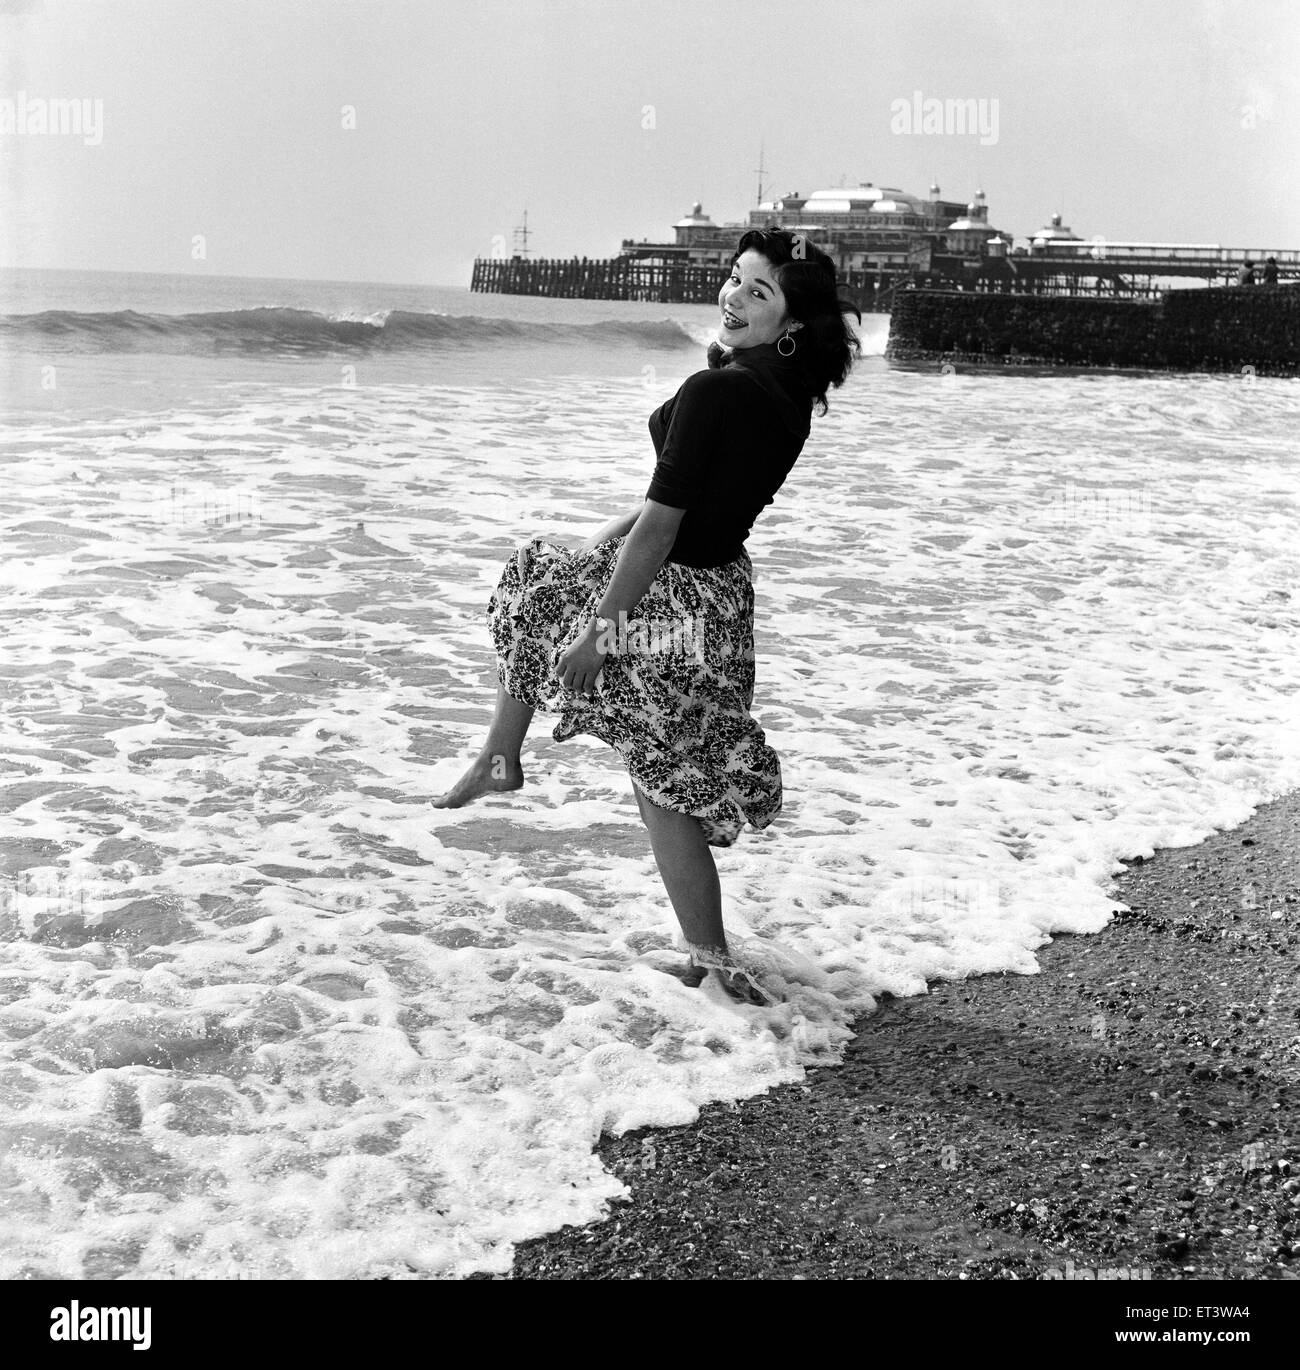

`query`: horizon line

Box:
[0,264,474,291]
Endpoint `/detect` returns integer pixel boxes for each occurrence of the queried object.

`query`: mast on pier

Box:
[512,210,532,259]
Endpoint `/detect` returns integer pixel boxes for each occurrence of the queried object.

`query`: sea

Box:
[1,267,1297,1279]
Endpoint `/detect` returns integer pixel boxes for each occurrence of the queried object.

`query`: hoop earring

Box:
[777,328,796,357]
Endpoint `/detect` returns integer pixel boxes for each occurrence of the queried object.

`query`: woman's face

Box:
[717,249,801,349]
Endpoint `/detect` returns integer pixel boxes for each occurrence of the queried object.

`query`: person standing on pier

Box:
[434,228,861,1004]
[1263,256,1279,287]
[1237,259,1257,286]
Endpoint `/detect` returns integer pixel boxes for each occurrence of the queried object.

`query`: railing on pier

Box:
[1030,243,1300,265]
[1025,243,1300,286]
[470,255,728,303]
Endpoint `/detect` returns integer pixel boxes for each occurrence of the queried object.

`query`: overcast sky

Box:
[1,0,1295,285]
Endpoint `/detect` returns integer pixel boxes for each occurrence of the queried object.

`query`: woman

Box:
[434,229,861,1004]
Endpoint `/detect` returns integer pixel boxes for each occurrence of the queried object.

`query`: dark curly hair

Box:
[732,228,862,415]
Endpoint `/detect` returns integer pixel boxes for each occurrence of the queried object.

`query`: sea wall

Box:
[886,284,1300,376]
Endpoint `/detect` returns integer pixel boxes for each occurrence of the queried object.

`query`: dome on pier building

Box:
[945,190,1005,254]
[674,202,715,229]
[797,182,912,214]
[945,212,992,233]
[672,201,718,247]
[1031,212,1082,244]
[947,190,990,231]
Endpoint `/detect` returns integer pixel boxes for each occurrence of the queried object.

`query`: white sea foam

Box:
[0,361,1297,1278]
[326,309,393,327]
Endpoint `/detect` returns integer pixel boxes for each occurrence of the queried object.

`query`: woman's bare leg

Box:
[632,782,725,950]
[632,782,775,1005]
[432,685,533,808]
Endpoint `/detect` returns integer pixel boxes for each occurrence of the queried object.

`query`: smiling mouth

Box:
[721,308,747,329]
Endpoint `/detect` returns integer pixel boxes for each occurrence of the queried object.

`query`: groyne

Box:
[886,284,1300,376]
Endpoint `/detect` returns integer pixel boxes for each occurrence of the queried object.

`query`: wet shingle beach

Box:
[503,791,1300,1280]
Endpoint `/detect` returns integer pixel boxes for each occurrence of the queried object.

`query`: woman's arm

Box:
[593,499,682,622]
[556,500,684,695]
[576,503,644,552]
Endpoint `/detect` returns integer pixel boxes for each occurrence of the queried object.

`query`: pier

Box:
[471,245,1300,311]
[472,185,1297,311]
[469,255,726,303]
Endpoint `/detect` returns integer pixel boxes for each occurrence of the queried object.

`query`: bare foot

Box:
[686,943,779,1007]
[650,956,710,988]
[431,753,524,808]
[708,965,779,1007]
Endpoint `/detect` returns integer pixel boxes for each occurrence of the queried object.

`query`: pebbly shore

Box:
[493,790,1299,1280]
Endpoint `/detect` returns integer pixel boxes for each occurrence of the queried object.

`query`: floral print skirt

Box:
[486,535,782,847]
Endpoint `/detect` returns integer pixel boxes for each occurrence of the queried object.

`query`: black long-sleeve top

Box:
[645,341,814,568]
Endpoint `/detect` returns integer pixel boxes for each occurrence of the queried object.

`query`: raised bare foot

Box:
[431,753,524,808]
